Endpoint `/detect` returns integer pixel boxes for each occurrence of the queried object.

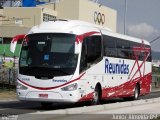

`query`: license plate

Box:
[39,94,48,98]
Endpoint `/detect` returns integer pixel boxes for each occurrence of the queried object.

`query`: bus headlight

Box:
[61,83,78,91]
[17,82,28,90]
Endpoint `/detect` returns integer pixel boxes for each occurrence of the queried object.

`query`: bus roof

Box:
[29,19,111,33]
[101,29,150,46]
[29,19,150,46]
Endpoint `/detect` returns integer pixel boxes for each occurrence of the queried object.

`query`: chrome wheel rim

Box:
[134,87,139,99]
[93,91,98,103]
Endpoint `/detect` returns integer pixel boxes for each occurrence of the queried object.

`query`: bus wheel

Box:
[91,86,101,105]
[41,102,52,108]
[133,84,140,100]
[123,84,140,101]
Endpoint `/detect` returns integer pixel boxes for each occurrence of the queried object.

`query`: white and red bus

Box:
[11,20,152,106]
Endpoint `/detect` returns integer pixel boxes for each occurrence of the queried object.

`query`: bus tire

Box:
[41,102,52,108]
[123,84,140,101]
[91,85,101,105]
[133,84,140,100]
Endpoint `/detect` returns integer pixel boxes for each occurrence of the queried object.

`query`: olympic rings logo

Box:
[94,11,105,25]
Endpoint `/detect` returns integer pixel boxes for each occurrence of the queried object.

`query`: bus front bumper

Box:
[17,90,79,103]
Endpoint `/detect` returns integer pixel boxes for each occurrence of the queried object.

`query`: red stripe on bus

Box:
[12,34,26,43]
[79,72,151,102]
[76,31,100,43]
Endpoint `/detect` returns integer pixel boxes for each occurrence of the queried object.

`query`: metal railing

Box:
[152,74,160,88]
[0,68,17,90]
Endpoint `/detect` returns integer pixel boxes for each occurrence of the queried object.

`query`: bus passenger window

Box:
[80,35,102,73]
[117,40,130,59]
[80,40,87,73]
[103,35,117,57]
[86,36,102,63]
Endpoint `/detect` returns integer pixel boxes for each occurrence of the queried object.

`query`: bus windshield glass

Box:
[19,33,78,77]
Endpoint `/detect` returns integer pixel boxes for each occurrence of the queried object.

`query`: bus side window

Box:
[145,45,152,62]
[80,40,87,73]
[117,40,130,59]
[103,35,117,57]
[80,35,102,73]
[86,36,102,64]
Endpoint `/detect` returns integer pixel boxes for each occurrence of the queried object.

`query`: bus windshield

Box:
[19,33,78,78]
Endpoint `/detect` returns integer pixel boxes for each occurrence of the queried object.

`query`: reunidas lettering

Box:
[105,59,129,74]
[53,80,67,82]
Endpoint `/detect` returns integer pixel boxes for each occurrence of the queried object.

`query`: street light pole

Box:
[150,36,160,44]
[124,0,127,35]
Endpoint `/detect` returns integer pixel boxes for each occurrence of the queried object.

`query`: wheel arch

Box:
[95,82,102,98]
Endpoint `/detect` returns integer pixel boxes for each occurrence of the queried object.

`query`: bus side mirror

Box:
[10,34,26,53]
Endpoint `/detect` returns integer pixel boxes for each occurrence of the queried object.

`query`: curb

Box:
[17,97,160,120]
[151,89,160,93]
[0,99,18,102]
[35,97,160,115]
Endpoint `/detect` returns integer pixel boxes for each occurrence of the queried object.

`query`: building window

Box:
[43,13,56,22]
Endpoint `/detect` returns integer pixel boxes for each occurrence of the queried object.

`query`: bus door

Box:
[78,29,103,99]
